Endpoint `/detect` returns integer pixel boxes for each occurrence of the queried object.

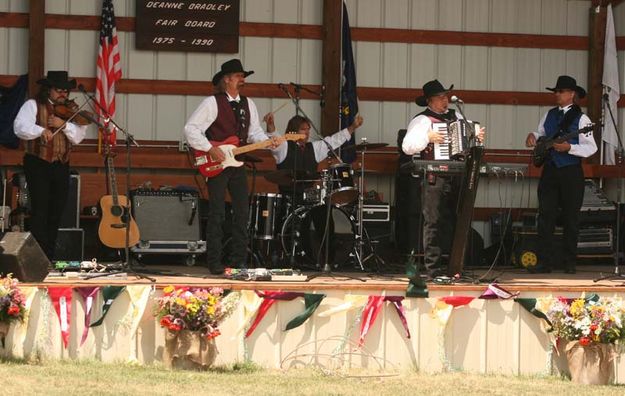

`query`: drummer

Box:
[267,114,363,266]
[268,114,363,201]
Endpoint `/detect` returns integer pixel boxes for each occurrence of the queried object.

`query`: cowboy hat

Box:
[36,71,77,90]
[546,75,586,99]
[415,79,454,107]
[211,59,254,86]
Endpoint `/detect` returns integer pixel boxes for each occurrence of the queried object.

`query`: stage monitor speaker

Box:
[59,173,80,228]
[0,232,50,282]
[131,189,201,241]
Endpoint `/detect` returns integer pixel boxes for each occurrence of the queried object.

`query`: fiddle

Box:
[52,98,96,126]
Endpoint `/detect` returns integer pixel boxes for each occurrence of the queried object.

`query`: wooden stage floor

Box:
[34,263,625,293]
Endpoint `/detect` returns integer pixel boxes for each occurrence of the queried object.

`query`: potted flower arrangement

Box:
[0,274,27,342]
[155,286,239,369]
[538,296,625,384]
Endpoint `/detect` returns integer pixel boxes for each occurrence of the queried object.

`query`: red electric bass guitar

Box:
[193,134,305,178]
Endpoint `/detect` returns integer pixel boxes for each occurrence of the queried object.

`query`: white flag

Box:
[602,4,620,165]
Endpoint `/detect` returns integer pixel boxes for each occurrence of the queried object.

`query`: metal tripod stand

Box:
[351,138,386,272]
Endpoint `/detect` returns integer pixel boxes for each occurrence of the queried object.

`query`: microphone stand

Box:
[594,93,625,282]
[79,87,155,282]
[277,84,362,281]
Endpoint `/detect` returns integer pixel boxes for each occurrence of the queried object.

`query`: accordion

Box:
[431,120,481,160]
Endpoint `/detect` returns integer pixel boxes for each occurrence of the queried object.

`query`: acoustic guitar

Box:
[98,146,140,249]
[532,124,594,167]
[193,134,305,178]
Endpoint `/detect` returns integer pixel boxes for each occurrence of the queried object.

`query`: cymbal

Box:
[341,142,389,151]
[264,169,318,186]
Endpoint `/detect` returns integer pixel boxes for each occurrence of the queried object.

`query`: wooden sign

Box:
[135,0,240,53]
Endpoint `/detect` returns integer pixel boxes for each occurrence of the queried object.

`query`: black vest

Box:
[277,141,317,194]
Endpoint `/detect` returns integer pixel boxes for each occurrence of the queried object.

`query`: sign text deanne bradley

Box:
[145,2,233,11]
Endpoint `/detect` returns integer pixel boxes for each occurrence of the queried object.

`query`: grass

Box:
[0,358,623,396]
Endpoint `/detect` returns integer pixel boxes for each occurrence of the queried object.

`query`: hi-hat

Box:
[264,169,319,186]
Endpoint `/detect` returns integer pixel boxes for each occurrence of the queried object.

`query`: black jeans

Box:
[23,154,70,260]
[422,175,460,272]
[206,167,249,268]
[537,163,584,269]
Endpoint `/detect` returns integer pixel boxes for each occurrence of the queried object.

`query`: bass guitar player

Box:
[183,59,284,275]
[524,75,597,274]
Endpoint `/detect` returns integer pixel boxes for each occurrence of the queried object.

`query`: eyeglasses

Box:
[53,88,69,94]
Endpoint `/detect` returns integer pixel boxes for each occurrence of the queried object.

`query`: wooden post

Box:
[321,0,342,137]
[587,2,608,163]
[28,0,45,97]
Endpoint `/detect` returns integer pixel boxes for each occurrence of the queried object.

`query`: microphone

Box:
[290,82,303,90]
[77,83,87,93]
[450,95,463,104]
[603,93,610,101]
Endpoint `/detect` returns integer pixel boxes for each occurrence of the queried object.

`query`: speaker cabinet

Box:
[131,189,201,241]
[54,228,84,261]
[59,173,80,228]
[0,232,50,282]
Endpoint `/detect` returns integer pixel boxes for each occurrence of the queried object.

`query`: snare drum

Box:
[250,193,284,240]
[302,184,325,206]
[328,163,358,205]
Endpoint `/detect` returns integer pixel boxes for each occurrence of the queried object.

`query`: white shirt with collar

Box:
[272,128,352,165]
[184,92,272,152]
[531,104,597,158]
[402,108,463,155]
[13,99,87,144]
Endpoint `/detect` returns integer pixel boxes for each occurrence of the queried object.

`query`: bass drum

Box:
[280,205,356,269]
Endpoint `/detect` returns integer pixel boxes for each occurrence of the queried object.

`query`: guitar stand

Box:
[79,91,155,282]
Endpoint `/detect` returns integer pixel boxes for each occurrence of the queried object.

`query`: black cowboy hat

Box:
[211,59,254,86]
[415,79,454,106]
[36,70,77,90]
[546,75,586,99]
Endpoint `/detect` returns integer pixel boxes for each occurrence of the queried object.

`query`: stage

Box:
[2,264,625,383]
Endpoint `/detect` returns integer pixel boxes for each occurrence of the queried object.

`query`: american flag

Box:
[95,0,121,146]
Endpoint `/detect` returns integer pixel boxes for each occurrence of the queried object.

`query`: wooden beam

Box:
[28,1,45,97]
[587,5,608,164]
[5,12,625,50]
[1,74,624,107]
[321,0,342,137]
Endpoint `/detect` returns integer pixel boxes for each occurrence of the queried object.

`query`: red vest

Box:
[204,93,251,144]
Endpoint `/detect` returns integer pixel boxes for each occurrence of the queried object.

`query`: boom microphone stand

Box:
[594,93,625,283]
[78,85,154,282]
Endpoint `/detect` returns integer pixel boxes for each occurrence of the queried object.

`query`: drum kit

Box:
[246,140,388,272]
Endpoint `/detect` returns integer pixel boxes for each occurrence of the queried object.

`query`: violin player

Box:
[13,71,87,261]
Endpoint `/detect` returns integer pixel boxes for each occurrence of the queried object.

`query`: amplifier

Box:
[578,227,613,254]
[59,173,80,228]
[131,189,201,242]
[362,203,390,222]
[54,228,84,261]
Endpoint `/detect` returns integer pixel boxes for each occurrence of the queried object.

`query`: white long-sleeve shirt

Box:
[13,99,87,144]
[272,128,352,164]
[184,92,274,152]
[402,109,463,155]
[531,104,597,158]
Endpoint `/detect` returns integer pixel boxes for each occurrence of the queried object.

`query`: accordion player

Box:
[431,120,482,160]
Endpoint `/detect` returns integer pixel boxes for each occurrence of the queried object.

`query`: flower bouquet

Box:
[155,286,239,369]
[538,296,625,384]
[0,274,27,342]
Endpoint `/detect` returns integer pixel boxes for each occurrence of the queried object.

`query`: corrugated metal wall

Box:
[1,0,624,233]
